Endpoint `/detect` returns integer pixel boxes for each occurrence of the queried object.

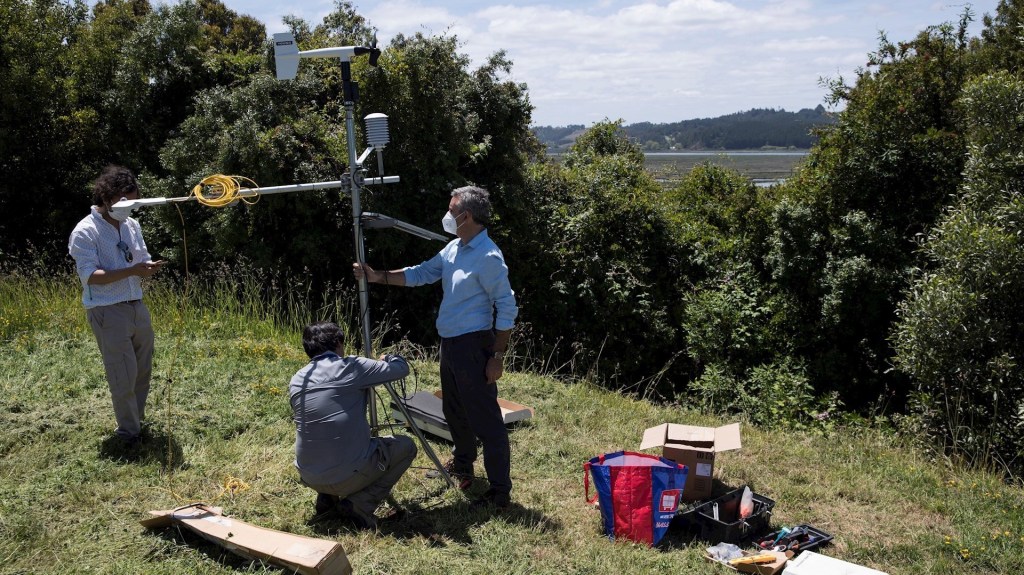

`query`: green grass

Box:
[1,271,1022,574]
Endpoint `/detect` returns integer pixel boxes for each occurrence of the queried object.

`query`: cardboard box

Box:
[639,422,742,500]
[141,504,351,575]
[392,390,533,442]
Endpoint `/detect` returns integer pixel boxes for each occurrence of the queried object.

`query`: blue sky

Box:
[213,1,1000,126]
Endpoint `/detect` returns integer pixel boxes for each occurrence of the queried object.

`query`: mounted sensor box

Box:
[639,422,742,500]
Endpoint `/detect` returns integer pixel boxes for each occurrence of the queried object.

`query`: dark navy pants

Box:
[439,329,511,496]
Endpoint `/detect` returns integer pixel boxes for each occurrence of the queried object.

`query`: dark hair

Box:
[451,185,491,226]
[92,165,139,207]
[302,321,345,358]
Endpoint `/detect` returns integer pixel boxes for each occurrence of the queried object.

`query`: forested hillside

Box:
[533,106,834,151]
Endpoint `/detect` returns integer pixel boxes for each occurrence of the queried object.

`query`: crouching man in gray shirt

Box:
[289,321,416,529]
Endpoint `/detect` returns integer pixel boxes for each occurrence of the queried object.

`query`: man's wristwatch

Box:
[490,350,505,360]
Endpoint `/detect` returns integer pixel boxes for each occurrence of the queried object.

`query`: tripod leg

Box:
[381,381,457,489]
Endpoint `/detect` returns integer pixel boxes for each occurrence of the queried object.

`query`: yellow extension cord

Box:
[190,174,261,208]
[157,174,259,506]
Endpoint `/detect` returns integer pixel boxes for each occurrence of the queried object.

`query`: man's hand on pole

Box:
[352,262,377,283]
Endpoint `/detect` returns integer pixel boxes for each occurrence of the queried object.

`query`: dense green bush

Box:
[758,19,976,408]
[689,358,837,431]
[681,261,776,375]
[893,72,1024,471]
[511,122,685,390]
[0,0,264,259]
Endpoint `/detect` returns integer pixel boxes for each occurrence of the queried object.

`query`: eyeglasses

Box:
[116,240,133,263]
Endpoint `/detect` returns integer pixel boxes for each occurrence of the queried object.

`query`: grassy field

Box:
[1,270,1022,574]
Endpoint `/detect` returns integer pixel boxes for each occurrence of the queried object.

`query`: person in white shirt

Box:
[68,165,165,447]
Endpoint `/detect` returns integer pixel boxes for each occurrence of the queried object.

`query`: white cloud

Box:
[226,0,1001,125]
[761,36,854,52]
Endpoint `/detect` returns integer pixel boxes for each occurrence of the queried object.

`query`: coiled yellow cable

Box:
[213,475,251,501]
[191,174,261,207]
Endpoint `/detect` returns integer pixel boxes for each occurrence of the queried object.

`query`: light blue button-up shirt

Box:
[403,229,518,338]
[68,207,151,309]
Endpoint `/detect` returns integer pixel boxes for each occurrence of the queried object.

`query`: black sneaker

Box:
[314,493,339,516]
[117,434,142,455]
[425,459,473,490]
[336,498,378,530]
[471,488,511,510]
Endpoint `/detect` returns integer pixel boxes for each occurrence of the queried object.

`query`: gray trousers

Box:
[304,436,417,518]
[440,330,512,496]
[86,300,154,438]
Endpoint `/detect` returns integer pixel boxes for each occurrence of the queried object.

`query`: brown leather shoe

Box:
[425,459,473,490]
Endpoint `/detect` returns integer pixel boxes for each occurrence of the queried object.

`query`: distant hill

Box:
[534,105,835,151]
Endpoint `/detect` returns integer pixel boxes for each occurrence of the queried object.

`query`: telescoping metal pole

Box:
[339,60,455,489]
[341,60,378,429]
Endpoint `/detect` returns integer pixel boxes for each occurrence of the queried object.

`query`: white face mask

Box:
[442,210,461,235]
[107,198,130,222]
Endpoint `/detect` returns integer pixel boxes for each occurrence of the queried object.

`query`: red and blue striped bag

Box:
[584,451,688,546]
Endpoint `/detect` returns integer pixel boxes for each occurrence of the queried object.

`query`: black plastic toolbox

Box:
[756,523,833,554]
[691,486,775,544]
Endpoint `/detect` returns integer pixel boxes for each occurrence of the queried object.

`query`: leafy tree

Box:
[762,18,976,408]
[68,0,265,171]
[893,72,1024,472]
[148,6,541,346]
[511,121,684,390]
[979,0,1024,72]
[0,0,266,261]
[0,0,90,259]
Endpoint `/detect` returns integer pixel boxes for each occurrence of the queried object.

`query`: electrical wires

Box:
[190,174,261,208]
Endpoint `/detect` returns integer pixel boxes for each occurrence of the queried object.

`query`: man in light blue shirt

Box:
[68,165,166,449]
[353,186,518,508]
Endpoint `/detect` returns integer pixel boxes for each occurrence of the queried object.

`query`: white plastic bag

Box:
[739,486,754,519]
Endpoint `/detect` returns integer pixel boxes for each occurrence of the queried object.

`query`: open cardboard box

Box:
[141,504,351,575]
[640,422,742,500]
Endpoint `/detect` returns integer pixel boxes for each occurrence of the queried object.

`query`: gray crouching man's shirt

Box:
[289,352,409,486]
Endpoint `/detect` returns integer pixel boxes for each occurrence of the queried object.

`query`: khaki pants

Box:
[87,300,154,438]
[303,436,417,519]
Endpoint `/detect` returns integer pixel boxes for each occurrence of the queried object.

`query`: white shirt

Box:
[68,206,151,309]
